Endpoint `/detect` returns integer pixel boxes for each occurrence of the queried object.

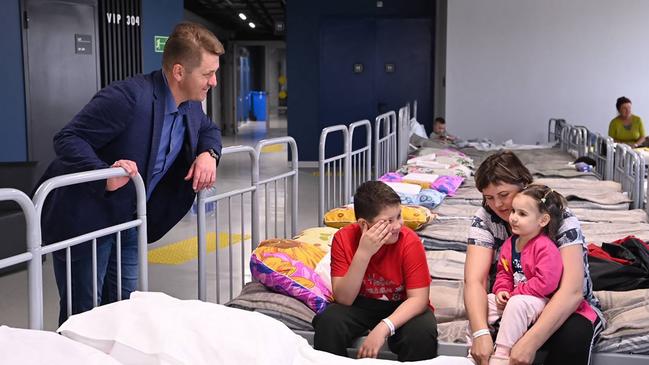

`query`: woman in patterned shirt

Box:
[464,151,603,365]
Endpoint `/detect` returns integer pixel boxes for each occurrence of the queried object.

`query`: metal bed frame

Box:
[587,132,615,181]
[374,110,398,179]
[318,125,350,226]
[397,104,411,168]
[613,143,646,209]
[547,118,567,144]
[0,168,148,330]
[196,137,299,304]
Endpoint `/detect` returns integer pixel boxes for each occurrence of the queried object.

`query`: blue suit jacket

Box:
[38,70,222,247]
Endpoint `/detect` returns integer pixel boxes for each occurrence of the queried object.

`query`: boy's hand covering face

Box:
[358,219,392,256]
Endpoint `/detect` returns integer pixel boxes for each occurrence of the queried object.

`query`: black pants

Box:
[312,296,438,361]
[539,313,602,365]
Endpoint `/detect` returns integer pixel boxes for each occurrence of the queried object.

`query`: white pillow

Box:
[58,292,302,365]
[384,182,422,196]
[0,325,121,365]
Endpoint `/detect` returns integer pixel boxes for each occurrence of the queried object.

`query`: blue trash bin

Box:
[249,91,267,121]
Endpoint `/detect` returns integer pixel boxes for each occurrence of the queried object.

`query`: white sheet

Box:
[58,292,471,365]
[0,325,122,365]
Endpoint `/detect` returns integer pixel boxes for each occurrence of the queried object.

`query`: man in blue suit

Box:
[37,22,224,324]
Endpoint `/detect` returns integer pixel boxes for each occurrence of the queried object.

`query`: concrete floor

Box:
[0,114,322,330]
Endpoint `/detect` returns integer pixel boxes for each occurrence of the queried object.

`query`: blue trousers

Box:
[53,227,139,325]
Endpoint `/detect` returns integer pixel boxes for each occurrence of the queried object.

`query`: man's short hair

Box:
[162,22,225,72]
[353,181,401,222]
[434,117,446,125]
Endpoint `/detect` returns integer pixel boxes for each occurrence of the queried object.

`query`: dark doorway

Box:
[22,0,100,185]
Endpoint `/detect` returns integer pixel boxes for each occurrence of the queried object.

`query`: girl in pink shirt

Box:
[470,185,595,365]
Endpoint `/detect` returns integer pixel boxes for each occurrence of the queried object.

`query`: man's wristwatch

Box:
[207,148,220,165]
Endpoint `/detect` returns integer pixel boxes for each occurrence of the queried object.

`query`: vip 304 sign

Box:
[106,13,140,26]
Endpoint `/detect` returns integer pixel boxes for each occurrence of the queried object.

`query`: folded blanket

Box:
[594,289,649,354]
[422,238,468,252]
[432,204,477,220]
[572,208,648,224]
[446,187,482,201]
[568,200,630,211]
[429,279,466,324]
[531,169,597,179]
[225,282,315,331]
[418,220,471,243]
[437,320,469,344]
[561,190,631,205]
[582,223,649,244]
[535,178,623,193]
[426,250,466,280]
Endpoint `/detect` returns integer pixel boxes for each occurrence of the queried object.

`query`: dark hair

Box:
[616,96,632,112]
[518,184,567,241]
[434,117,446,125]
[162,22,225,72]
[474,150,533,192]
[353,181,401,221]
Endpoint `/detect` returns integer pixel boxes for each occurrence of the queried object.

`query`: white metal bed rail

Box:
[32,168,148,325]
[548,118,566,143]
[195,137,299,304]
[349,120,372,204]
[397,104,410,167]
[374,111,397,179]
[0,189,40,329]
[318,125,350,226]
[255,137,299,242]
[196,145,258,302]
[588,132,614,181]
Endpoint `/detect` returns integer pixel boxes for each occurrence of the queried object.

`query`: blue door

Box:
[319,18,433,135]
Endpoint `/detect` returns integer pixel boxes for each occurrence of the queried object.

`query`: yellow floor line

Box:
[148,232,251,265]
[261,144,285,153]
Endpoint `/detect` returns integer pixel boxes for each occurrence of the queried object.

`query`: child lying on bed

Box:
[312,181,438,361]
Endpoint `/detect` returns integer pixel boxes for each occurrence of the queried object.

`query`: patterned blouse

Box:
[468,206,602,320]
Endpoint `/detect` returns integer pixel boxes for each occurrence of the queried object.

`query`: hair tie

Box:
[540,188,554,204]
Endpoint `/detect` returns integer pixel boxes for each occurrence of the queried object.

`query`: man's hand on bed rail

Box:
[185,151,217,192]
[107,159,138,191]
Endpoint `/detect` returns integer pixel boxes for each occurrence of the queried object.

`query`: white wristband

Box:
[382,318,396,336]
[472,329,491,339]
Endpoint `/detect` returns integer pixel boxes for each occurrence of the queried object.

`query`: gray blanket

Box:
[571,208,648,224]
[426,250,466,280]
[594,289,649,354]
[225,282,315,331]
[535,178,622,193]
[418,220,471,243]
[582,223,649,244]
[432,204,478,220]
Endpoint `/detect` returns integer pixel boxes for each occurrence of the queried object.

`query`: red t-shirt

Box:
[331,223,432,308]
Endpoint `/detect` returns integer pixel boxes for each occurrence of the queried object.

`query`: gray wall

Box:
[446,0,649,144]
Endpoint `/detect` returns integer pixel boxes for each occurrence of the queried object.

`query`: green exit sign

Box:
[154,36,168,53]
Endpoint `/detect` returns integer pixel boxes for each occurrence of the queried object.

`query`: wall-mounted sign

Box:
[106,12,140,26]
[154,36,169,53]
[75,34,92,55]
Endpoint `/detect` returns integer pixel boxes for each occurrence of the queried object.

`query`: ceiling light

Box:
[248,22,256,29]
[238,13,247,20]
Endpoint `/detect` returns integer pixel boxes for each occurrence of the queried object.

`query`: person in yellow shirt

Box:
[608,96,646,148]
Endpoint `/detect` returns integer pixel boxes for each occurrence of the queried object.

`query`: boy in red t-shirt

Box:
[313,181,438,361]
